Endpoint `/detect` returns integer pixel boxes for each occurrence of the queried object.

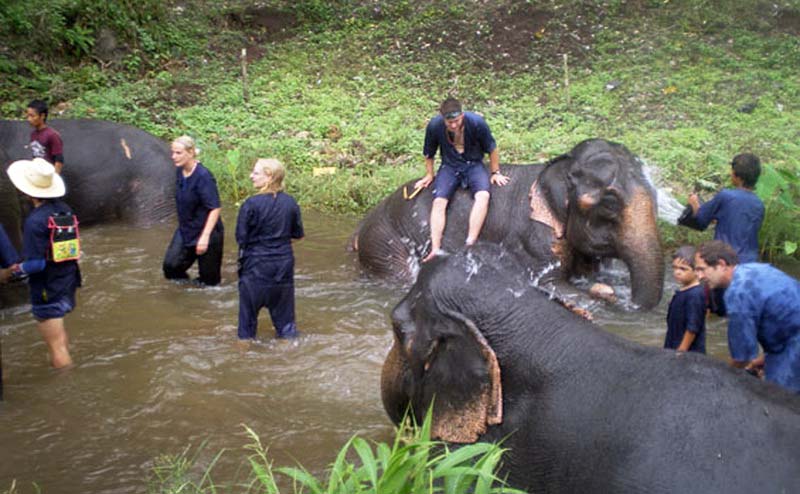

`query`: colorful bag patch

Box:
[48,213,81,262]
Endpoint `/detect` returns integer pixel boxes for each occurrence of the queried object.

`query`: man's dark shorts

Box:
[432,164,490,199]
[32,294,76,320]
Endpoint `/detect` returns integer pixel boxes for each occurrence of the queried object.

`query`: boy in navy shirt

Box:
[687,153,764,263]
[664,246,706,353]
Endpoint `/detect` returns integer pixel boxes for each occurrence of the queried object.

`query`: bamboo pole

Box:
[241,48,249,103]
[563,53,570,107]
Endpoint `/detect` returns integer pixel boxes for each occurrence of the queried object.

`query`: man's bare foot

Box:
[465,237,476,247]
[422,249,445,263]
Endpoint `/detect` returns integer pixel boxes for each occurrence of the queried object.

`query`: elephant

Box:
[352,138,664,309]
[0,118,176,253]
[381,243,800,493]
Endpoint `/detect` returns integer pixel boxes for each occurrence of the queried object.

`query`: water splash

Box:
[642,162,687,225]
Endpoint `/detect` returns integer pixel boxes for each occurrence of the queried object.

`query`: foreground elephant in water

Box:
[0,119,175,251]
[381,244,800,493]
[353,139,663,309]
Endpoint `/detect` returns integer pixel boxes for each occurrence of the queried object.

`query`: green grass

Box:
[1,0,798,257]
[137,408,523,494]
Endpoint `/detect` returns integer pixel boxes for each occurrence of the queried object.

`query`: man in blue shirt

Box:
[688,153,764,263]
[415,98,509,262]
[695,240,800,393]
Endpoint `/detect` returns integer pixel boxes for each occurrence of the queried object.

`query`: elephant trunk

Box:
[380,341,409,425]
[619,186,664,309]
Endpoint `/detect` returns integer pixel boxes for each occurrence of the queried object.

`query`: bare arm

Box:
[676,330,697,352]
[415,157,436,189]
[488,148,509,186]
[196,207,221,255]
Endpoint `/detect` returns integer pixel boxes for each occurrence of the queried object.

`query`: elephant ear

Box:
[529,178,564,238]
[529,152,573,238]
[421,308,503,444]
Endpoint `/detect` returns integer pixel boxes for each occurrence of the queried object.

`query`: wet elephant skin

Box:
[381,244,800,493]
[353,139,664,309]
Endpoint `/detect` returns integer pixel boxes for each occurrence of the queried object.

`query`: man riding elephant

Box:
[414,97,510,262]
[353,138,664,309]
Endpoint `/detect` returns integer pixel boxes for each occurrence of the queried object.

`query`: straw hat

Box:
[6,158,65,198]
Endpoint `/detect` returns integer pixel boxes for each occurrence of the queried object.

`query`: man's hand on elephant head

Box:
[490,172,510,186]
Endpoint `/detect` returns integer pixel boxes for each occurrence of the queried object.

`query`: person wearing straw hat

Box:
[6,158,81,368]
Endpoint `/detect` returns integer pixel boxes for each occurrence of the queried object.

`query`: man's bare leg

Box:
[423,197,449,262]
[37,318,72,368]
[466,191,490,246]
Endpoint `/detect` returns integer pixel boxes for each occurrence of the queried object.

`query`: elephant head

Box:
[530,139,663,309]
[381,245,538,443]
[381,244,800,493]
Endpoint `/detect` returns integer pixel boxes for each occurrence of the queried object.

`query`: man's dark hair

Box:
[27,99,49,121]
[439,97,462,117]
[697,240,739,267]
[731,153,760,188]
[672,245,696,267]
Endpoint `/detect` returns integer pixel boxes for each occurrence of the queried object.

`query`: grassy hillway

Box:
[1,0,799,260]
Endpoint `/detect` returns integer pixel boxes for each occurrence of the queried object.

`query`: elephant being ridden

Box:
[353,138,664,309]
[381,243,800,493]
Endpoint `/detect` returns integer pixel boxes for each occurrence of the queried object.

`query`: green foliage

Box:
[144,410,522,494]
[756,166,800,261]
[1,0,798,257]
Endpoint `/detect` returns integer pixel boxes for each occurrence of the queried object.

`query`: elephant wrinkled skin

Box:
[1,119,174,306]
[0,119,175,253]
[381,243,800,493]
[353,139,664,309]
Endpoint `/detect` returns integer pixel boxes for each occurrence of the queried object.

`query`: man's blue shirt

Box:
[175,163,223,246]
[725,263,800,393]
[423,112,497,170]
[696,188,764,263]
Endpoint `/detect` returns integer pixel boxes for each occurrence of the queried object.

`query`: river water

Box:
[0,208,794,493]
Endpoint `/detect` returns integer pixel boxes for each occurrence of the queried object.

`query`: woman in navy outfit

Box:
[236,158,304,339]
[162,135,224,286]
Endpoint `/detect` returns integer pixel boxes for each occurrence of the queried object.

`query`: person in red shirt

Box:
[26,100,64,174]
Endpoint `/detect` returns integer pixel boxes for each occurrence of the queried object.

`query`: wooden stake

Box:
[241,48,249,103]
[563,53,570,107]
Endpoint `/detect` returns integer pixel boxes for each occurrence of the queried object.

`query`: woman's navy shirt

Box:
[22,200,81,305]
[665,284,707,353]
[236,192,303,260]
[175,163,222,246]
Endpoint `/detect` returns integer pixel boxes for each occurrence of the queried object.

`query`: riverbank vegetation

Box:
[1,0,798,258]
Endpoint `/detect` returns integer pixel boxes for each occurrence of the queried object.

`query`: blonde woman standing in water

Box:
[236,158,304,339]
[162,135,224,286]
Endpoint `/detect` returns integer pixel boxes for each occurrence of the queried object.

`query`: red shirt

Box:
[29,126,64,164]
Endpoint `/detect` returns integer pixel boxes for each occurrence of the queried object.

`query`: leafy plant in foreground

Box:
[146,407,524,494]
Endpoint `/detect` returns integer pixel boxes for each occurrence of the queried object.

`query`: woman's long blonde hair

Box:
[255,158,285,195]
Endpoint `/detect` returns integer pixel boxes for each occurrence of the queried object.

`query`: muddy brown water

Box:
[0,208,795,493]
